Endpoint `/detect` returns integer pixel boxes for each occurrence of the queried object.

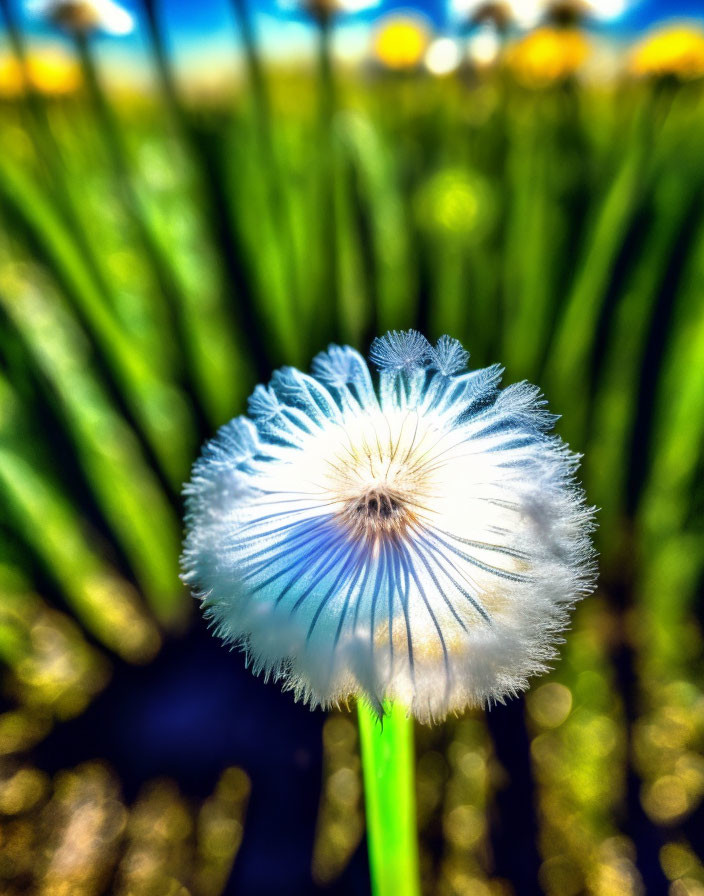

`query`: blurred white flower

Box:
[27,0,134,36]
[545,0,630,23]
[183,332,596,723]
[450,0,543,31]
[425,37,462,75]
[449,0,634,30]
[334,0,380,12]
[467,24,502,65]
[584,0,627,17]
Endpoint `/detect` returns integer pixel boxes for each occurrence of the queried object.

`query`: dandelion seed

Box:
[182,331,596,723]
[429,335,470,377]
[369,330,431,373]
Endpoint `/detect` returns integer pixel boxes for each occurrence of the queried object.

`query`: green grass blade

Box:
[584,168,702,548]
[543,140,648,445]
[0,275,185,624]
[0,156,195,485]
[0,433,160,663]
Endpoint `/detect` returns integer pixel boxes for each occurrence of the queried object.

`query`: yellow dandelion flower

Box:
[372,14,432,71]
[0,55,23,97]
[507,26,591,87]
[27,51,81,94]
[0,48,80,97]
[630,24,704,81]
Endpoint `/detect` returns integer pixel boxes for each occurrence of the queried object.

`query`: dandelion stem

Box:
[357,701,421,896]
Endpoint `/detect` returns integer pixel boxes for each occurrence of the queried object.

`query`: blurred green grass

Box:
[0,35,703,894]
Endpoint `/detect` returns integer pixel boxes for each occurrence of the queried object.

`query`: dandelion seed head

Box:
[182,331,596,723]
[28,0,134,35]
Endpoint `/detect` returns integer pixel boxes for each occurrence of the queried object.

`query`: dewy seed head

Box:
[182,331,597,724]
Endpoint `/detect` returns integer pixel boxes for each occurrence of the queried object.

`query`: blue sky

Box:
[112,0,703,34]
[114,0,704,34]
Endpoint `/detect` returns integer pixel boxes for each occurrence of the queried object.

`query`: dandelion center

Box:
[341,485,409,540]
[310,409,441,546]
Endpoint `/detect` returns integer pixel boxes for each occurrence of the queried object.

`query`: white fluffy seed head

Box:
[28,0,134,35]
[182,332,597,723]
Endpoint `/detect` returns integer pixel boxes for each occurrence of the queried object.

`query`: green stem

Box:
[357,701,421,896]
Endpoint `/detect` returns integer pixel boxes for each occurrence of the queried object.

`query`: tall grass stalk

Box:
[140,0,270,380]
[229,0,304,338]
[0,157,193,487]
[0,0,127,338]
[315,15,340,343]
[72,30,207,426]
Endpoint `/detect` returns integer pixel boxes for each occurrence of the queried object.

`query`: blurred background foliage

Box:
[0,0,703,893]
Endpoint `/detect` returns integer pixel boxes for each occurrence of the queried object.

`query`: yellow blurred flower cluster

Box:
[2,14,704,96]
[0,49,80,97]
[372,15,432,70]
[506,26,590,86]
[367,14,704,88]
[630,25,704,80]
